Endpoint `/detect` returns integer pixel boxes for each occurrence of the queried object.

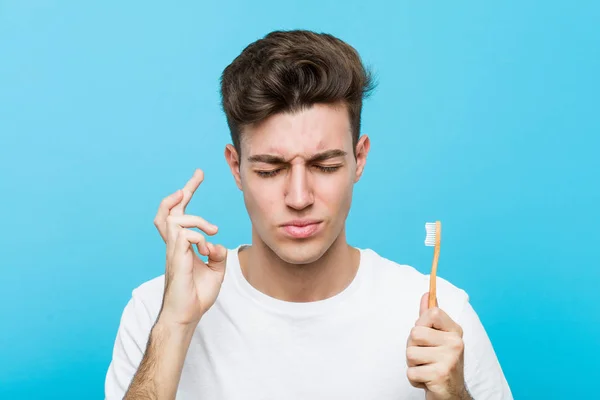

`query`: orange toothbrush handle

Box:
[429,221,442,309]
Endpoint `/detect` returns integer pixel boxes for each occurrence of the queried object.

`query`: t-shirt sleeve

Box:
[458,299,513,400]
[104,290,155,399]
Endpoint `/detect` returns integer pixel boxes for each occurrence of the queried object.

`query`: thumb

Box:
[419,292,429,317]
[419,292,439,316]
[207,243,227,272]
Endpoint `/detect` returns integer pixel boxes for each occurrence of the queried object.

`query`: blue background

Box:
[1,1,598,398]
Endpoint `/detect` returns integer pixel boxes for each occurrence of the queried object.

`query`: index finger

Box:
[415,307,463,336]
[172,169,204,216]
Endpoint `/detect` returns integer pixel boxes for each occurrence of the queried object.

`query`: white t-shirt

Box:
[105,246,513,399]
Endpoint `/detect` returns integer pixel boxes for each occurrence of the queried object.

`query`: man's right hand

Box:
[124,169,225,399]
[154,169,227,328]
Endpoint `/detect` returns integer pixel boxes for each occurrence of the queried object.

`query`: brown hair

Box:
[220,30,376,157]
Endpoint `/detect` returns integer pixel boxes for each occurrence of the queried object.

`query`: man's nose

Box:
[284,165,314,210]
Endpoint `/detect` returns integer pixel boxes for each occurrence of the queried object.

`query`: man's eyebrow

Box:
[247,149,347,164]
[308,149,347,163]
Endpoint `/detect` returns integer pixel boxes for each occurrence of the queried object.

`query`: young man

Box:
[105,30,512,399]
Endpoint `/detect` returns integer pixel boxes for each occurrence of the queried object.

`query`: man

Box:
[105,30,512,399]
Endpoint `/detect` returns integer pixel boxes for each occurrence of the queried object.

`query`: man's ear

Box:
[354,134,370,183]
[224,144,243,191]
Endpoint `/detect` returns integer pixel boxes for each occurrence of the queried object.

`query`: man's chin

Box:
[272,240,327,265]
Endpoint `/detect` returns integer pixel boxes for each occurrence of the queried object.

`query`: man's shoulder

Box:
[361,248,470,314]
[361,248,424,282]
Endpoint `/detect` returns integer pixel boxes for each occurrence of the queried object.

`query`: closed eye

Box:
[255,165,341,178]
[314,165,340,173]
[256,168,282,178]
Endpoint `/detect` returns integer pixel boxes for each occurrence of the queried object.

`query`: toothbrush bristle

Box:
[424,222,437,246]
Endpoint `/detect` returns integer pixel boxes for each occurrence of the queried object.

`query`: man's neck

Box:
[238,231,360,303]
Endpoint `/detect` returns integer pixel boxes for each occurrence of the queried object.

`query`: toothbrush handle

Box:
[429,220,442,309]
[429,243,440,308]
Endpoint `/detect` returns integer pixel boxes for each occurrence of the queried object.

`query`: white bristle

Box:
[424,222,437,246]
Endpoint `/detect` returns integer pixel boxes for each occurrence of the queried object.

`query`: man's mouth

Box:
[280,220,323,239]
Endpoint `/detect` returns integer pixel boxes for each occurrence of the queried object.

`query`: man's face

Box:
[226,103,369,264]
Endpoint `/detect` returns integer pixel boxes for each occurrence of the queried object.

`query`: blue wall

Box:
[1,1,598,398]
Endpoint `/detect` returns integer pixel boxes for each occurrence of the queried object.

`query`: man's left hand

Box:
[406,293,472,400]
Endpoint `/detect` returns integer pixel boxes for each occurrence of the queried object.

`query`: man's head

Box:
[220,30,375,264]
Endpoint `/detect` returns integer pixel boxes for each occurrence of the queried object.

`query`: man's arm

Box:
[460,301,513,399]
[106,170,228,399]
[124,320,195,400]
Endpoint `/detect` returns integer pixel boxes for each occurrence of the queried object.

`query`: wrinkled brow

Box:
[247,149,347,164]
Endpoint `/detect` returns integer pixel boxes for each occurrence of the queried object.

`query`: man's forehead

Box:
[260,139,328,155]
[243,129,351,157]
[242,103,352,155]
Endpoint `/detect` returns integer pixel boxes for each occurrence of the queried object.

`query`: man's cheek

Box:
[322,182,352,208]
[254,190,278,216]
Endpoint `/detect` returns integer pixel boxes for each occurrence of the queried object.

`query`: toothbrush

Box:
[425,221,442,309]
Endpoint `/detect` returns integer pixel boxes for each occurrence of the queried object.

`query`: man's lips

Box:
[281,219,322,227]
[280,220,323,239]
